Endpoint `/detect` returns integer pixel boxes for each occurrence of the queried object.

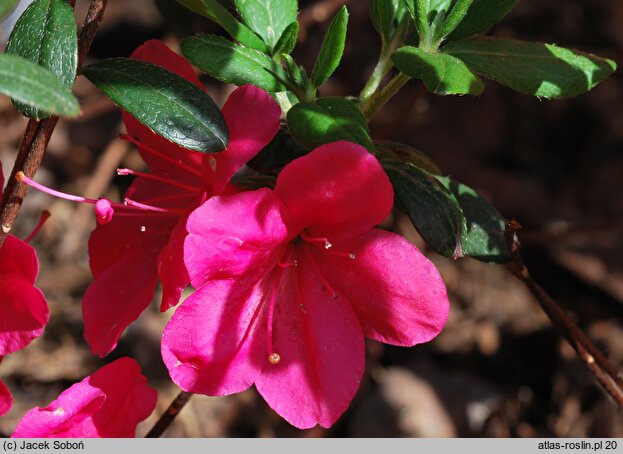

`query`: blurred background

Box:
[0,0,622,437]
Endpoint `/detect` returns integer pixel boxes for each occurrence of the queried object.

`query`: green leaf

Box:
[181,34,288,92]
[234,0,297,51]
[370,0,408,40]
[287,97,374,151]
[392,46,484,95]
[310,5,348,88]
[0,0,18,20]
[175,0,267,52]
[281,53,306,88]
[5,0,77,119]
[82,58,228,153]
[383,160,463,258]
[273,21,299,58]
[0,53,79,117]
[374,141,442,175]
[405,0,429,40]
[444,37,617,99]
[437,177,511,263]
[438,0,474,39]
[247,128,309,172]
[448,0,518,41]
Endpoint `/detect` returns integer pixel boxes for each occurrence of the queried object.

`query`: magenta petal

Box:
[157,215,190,311]
[0,375,12,417]
[162,277,267,396]
[275,141,394,238]
[184,189,289,287]
[255,246,365,429]
[12,357,156,438]
[0,235,39,283]
[202,85,281,194]
[0,276,49,355]
[0,235,48,355]
[315,229,450,346]
[83,249,160,357]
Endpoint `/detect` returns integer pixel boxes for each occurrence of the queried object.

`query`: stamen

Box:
[300,230,332,249]
[303,246,339,298]
[17,172,183,222]
[266,268,283,365]
[117,168,201,194]
[300,230,357,260]
[24,211,51,243]
[120,134,203,177]
[123,198,185,214]
[278,259,298,268]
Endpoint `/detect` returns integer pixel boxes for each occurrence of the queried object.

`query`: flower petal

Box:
[157,215,190,311]
[275,141,394,238]
[0,275,49,355]
[12,357,156,438]
[255,245,365,429]
[202,85,281,194]
[0,235,38,283]
[313,229,450,346]
[162,276,267,396]
[83,249,160,357]
[0,368,12,417]
[122,40,204,182]
[184,189,289,288]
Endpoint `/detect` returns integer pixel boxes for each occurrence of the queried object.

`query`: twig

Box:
[0,0,108,248]
[145,391,193,438]
[505,219,623,407]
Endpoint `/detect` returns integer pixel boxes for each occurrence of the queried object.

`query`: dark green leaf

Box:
[0,53,79,117]
[310,6,348,88]
[439,0,474,39]
[247,128,309,172]
[392,46,484,95]
[370,0,408,40]
[273,21,299,57]
[437,177,511,262]
[234,0,297,50]
[5,0,77,119]
[181,34,287,92]
[448,0,518,41]
[175,0,267,52]
[383,160,463,258]
[444,37,617,99]
[82,58,228,153]
[0,0,17,20]
[287,97,374,151]
[374,141,442,175]
[282,54,306,88]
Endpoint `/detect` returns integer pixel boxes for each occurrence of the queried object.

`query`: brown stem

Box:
[145,391,193,438]
[505,220,623,407]
[0,0,108,248]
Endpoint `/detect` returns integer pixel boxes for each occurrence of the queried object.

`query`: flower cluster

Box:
[9,40,450,435]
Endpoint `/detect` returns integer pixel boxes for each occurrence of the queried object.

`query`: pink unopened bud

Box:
[95,199,114,225]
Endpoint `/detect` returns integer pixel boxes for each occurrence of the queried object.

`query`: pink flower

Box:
[0,162,50,416]
[82,40,281,356]
[162,142,450,429]
[11,357,157,438]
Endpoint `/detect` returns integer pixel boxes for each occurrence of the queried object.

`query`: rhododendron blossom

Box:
[162,141,450,429]
[11,357,156,438]
[80,40,281,356]
[0,162,50,416]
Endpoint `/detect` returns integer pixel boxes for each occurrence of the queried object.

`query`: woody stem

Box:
[145,391,194,438]
[504,220,623,407]
[0,0,109,248]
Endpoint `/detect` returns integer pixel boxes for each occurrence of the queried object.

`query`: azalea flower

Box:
[14,40,281,357]
[0,162,50,416]
[162,141,450,429]
[11,357,156,438]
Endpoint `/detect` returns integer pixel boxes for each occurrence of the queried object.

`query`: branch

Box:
[0,0,109,248]
[505,220,623,407]
[145,391,193,438]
